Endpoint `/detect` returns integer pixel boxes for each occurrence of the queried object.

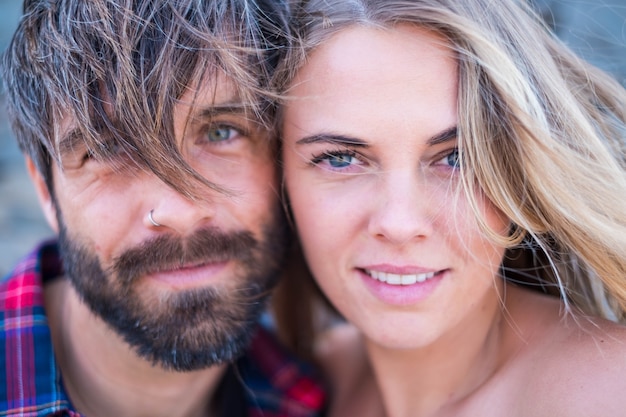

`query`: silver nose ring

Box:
[148,209,161,227]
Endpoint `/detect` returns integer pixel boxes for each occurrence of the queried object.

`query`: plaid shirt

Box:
[0,241,327,417]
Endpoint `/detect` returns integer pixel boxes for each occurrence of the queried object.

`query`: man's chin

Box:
[116,289,266,371]
[133,319,259,371]
[56,211,287,371]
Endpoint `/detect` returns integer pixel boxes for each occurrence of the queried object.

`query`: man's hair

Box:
[3,0,287,198]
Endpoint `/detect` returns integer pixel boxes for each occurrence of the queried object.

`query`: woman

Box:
[273,0,626,415]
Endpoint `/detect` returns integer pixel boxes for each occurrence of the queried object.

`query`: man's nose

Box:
[142,177,218,235]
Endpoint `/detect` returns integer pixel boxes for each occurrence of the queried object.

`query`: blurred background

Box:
[0,0,625,277]
[0,1,53,278]
[530,0,626,85]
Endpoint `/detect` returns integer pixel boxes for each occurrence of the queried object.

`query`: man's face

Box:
[48,76,287,371]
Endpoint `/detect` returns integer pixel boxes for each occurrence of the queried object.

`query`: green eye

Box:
[207,126,236,142]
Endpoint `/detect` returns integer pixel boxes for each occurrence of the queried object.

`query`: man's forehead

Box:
[176,72,259,122]
[179,71,243,107]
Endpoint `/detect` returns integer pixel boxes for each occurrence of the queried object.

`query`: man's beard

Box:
[56,209,288,371]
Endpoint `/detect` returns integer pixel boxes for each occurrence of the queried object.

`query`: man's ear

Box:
[25,157,59,233]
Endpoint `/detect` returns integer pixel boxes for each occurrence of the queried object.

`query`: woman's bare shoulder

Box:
[511,295,626,414]
[497,286,626,415]
[553,314,626,381]
[528,302,626,372]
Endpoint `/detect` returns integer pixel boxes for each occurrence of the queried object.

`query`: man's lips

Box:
[146,261,230,288]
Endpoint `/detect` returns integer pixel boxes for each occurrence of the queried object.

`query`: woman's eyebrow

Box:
[295,133,369,147]
[427,126,457,146]
[296,127,457,147]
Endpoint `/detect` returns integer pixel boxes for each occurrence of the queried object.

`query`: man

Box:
[0,1,325,416]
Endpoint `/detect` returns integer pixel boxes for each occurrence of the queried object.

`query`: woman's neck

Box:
[364,284,508,417]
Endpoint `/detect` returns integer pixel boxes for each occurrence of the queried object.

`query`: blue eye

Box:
[327,153,355,168]
[311,150,362,171]
[207,125,237,142]
[445,148,460,168]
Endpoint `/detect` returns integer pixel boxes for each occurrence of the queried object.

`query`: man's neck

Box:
[44,277,228,417]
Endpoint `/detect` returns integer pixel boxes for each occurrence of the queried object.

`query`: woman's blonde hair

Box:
[273,0,626,341]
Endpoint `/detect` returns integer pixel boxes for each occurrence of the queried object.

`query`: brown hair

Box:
[3,0,288,199]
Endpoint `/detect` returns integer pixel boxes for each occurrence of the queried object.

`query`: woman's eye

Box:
[311,150,363,171]
[439,148,460,168]
[327,153,356,168]
[206,125,239,142]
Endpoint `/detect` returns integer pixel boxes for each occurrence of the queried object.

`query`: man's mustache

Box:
[111,227,257,285]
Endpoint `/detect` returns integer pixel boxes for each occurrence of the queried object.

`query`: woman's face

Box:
[282,25,509,349]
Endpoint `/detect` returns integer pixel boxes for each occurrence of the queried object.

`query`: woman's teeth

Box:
[365,269,437,285]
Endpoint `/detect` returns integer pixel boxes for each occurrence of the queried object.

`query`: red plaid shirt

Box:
[0,241,327,417]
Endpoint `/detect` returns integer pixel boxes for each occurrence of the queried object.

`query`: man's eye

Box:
[82,149,95,161]
[206,125,239,142]
[83,141,123,162]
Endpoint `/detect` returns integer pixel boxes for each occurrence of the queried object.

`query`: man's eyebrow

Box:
[197,103,252,119]
[295,133,369,147]
[427,126,458,146]
[58,128,86,155]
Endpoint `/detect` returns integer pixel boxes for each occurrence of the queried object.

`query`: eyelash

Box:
[308,147,460,172]
[436,147,460,168]
[81,141,124,163]
[310,149,363,172]
[201,123,247,145]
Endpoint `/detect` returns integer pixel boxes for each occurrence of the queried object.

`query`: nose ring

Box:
[148,209,161,227]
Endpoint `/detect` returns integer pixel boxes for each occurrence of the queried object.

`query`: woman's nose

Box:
[367,170,435,245]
